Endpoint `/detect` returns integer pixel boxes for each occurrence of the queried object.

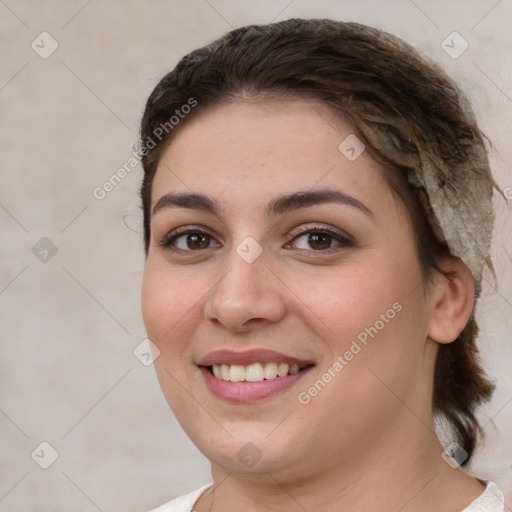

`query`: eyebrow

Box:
[152,193,219,216]
[152,189,373,218]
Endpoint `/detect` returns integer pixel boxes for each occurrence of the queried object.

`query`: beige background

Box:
[1,1,511,510]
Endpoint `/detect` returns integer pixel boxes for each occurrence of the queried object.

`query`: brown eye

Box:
[288,228,352,253]
[308,232,332,250]
[160,230,220,251]
[186,233,211,250]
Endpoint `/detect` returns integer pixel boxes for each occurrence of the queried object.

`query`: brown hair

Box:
[139,18,494,465]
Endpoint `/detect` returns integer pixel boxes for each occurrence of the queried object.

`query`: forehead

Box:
[151,98,391,211]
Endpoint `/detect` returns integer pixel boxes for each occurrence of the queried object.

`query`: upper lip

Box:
[197,349,315,367]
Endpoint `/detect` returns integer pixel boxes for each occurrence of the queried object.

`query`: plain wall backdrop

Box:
[1,1,511,510]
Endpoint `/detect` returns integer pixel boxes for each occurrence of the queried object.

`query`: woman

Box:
[139,18,505,511]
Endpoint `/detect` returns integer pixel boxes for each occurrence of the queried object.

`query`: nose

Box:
[204,252,286,333]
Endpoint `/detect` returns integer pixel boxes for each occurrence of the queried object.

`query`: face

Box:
[142,98,438,481]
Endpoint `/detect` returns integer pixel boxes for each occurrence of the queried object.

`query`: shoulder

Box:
[461,481,505,512]
[147,483,213,512]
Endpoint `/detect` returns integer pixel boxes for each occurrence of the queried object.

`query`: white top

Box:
[148,481,505,512]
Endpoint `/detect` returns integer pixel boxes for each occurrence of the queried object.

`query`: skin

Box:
[142,98,483,512]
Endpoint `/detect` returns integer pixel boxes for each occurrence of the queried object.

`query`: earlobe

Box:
[427,258,475,344]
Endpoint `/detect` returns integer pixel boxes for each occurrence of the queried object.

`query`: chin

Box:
[190,426,303,475]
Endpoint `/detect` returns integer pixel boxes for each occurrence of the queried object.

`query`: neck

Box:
[200,421,484,512]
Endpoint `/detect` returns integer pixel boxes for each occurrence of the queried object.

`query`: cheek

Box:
[291,262,405,339]
[141,261,204,413]
[293,253,427,376]
[295,276,428,446]
[141,260,201,352]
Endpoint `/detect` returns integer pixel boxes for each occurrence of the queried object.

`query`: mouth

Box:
[197,349,315,402]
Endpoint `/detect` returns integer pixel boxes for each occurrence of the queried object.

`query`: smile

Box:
[197,349,315,402]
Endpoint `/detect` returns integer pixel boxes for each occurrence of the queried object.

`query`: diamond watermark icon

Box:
[134,338,160,366]
[31,441,59,469]
[31,237,58,263]
[236,236,263,264]
[338,134,366,161]
[441,441,468,468]
[441,31,468,59]
[31,32,59,59]
[237,442,262,468]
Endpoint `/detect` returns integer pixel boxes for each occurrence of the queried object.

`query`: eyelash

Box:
[158,224,353,254]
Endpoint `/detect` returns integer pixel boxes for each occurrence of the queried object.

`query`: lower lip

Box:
[200,366,313,403]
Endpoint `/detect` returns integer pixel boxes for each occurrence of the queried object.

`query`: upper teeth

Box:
[211,362,301,382]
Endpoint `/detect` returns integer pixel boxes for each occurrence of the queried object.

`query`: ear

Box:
[427,257,475,344]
